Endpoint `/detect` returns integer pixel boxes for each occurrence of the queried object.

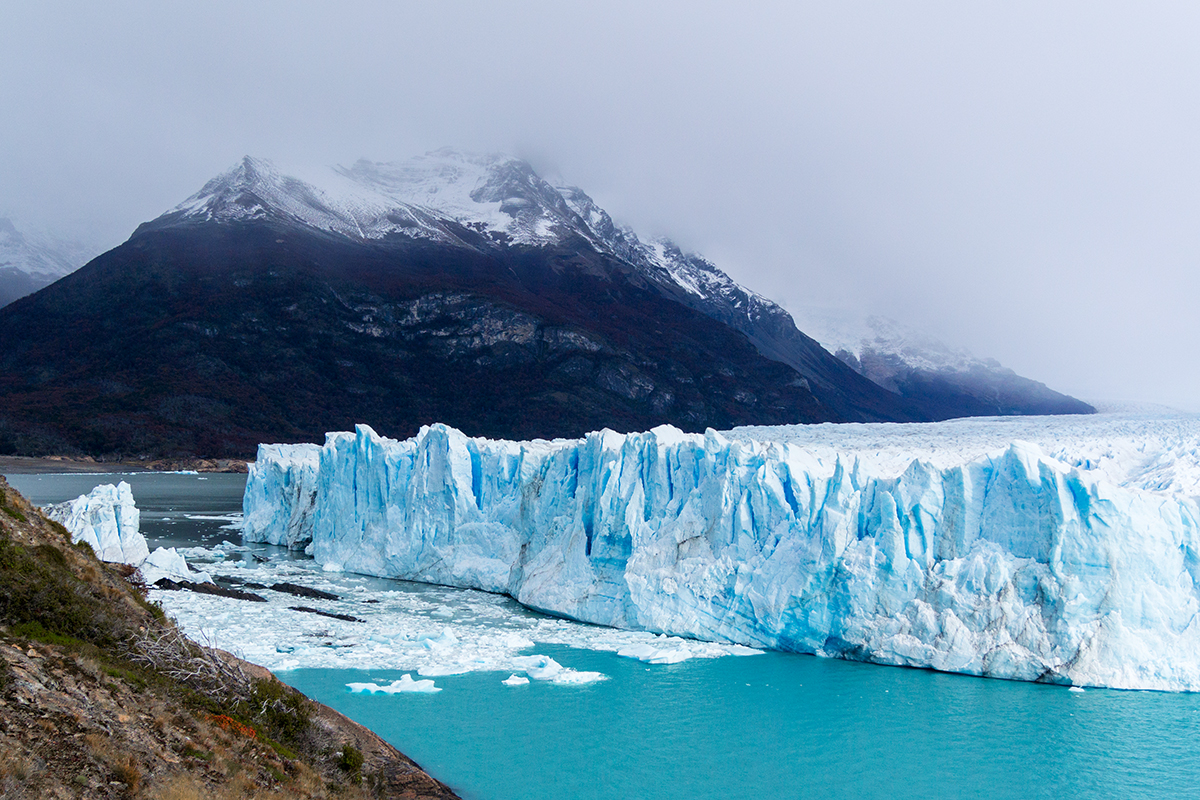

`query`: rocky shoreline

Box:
[0,456,249,475]
[0,476,458,799]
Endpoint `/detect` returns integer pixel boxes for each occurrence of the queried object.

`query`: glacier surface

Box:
[242,411,1200,690]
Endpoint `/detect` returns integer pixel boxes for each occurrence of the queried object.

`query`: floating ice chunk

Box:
[1069,686,1086,693]
[511,654,606,684]
[347,675,441,694]
[44,482,148,565]
[548,670,606,685]
[511,655,561,680]
[617,643,691,664]
[140,547,213,585]
[417,664,471,677]
[726,645,763,656]
[502,674,530,686]
[418,629,458,650]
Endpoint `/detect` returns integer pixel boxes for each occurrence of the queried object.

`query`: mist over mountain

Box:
[793,309,1094,419]
[0,151,1088,458]
[0,217,96,307]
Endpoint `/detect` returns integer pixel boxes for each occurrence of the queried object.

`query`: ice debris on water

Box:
[510,655,605,685]
[502,674,530,686]
[242,411,1200,691]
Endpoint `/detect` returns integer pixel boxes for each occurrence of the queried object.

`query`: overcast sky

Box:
[2,1,1198,410]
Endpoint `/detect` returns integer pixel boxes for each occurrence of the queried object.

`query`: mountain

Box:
[0,217,95,307]
[0,150,928,458]
[792,309,1095,418]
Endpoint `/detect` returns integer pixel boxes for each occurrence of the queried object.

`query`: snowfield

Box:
[242,409,1200,691]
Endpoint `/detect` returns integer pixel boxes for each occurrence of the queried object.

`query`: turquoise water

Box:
[9,472,1200,799]
[283,645,1200,800]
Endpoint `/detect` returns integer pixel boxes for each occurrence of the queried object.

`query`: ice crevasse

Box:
[243,422,1200,691]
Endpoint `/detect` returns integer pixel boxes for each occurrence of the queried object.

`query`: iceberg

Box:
[243,414,1200,690]
[44,482,212,584]
[140,546,213,585]
[44,482,148,565]
[347,675,441,694]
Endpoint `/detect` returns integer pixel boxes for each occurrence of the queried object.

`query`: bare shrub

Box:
[126,626,251,706]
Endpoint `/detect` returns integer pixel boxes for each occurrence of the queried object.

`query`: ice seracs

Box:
[44,482,211,583]
[44,482,148,565]
[244,410,1200,691]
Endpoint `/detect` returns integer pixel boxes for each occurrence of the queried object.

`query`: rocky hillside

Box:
[0,476,458,799]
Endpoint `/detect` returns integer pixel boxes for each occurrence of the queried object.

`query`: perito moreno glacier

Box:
[242,410,1200,691]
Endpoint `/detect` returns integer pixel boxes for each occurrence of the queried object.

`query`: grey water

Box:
[5,471,248,550]
[8,471,1200,800]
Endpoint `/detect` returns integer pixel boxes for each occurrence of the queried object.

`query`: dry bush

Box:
[146,773,209,800]
[84,732,142,790]
[0,750,34,781]
[126,626,251,705]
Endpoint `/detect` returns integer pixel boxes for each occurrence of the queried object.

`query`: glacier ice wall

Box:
[45,481,148,565]
[243,420,1200,690]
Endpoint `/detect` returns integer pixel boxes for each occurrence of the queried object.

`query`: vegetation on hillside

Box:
[0,476,458,799]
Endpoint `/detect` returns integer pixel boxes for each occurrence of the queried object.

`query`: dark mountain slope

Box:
[0,221,853,457]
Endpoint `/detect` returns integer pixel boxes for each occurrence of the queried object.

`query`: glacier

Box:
[44,481,211,583]
[242,411,1200,690]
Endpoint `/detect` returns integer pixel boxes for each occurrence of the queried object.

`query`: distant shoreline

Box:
[0,455,248,475]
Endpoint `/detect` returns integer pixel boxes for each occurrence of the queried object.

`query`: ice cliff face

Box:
[45,482,148,565]
[44,482,210,583]
[243,413,1200,690]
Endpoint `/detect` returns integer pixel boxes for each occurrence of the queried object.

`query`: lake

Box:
[8,470,1200,800]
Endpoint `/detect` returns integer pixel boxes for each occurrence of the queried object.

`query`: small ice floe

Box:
[502,674,530,686]
[617,642,691,665]
[418,663,472,677]
[510,655,605,685]
[347,675,441,694]
[727,645,763,656]
[418,629,459,650]
[1069,686,1086,693]
[141,547,213,584]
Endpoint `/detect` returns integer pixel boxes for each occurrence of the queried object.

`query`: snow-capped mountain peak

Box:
[164,149,611,249]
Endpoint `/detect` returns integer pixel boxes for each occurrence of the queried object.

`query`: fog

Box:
[2,1,1197,410]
